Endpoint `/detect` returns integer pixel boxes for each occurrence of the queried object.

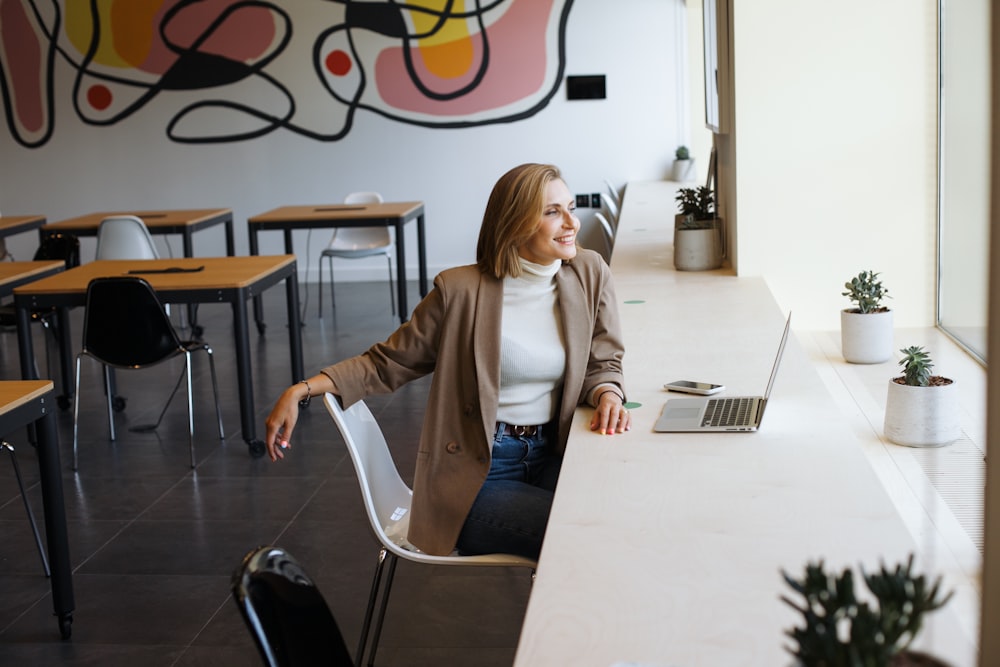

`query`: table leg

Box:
[224,218,236,256]
[55,307,73,409]
[15,304,37,382]
[394,221,407,323]
[231,297,265,458]
[248,226,266,334]
[35,405,75,639]
[15,305,38,442]
[417,212,428,296]
[286,269,304,383]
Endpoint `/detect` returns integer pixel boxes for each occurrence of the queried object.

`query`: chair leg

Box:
[72,355,83,471]
[103,364,116,442]
[385,254,396,316]
[184,352,196,468]
[3,441,50,577]
[202,345,225,441]
[367,552,398,667]
[357,547,393,667]
[318,254,325,318]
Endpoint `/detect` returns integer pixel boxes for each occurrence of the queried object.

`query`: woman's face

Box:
[518,178,579,265]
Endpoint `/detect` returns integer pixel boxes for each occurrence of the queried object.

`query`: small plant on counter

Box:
[894,346,952,388]
[674,186,716,230]
[675,145,690,160]
[781,554,954,667]
[842,270,890,314]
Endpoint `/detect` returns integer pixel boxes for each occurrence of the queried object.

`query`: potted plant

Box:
[841,269,893,363]
[883,346,960,447]
[781,554,954,667]
[671,145,695,181]
[673,186,722,271]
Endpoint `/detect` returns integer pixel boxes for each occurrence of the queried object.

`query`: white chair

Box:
[318,192,395,318]
[594,211,616,262]
[601,194,620,229]
[323,393,536,667]
[603,179,622,208]
[95,215,159,260]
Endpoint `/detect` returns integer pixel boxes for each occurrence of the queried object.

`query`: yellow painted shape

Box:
[66,0,160,68]
[408,0,474,78]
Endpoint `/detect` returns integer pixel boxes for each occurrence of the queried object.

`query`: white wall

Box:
[723,0,939,330]
[0,0,683,285]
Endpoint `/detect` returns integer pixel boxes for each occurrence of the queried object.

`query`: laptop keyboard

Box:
[702,397,755,427]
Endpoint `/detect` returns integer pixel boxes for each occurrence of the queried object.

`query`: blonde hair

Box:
[476,163,563,279]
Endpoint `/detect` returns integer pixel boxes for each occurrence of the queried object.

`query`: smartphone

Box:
[663,380,725,395]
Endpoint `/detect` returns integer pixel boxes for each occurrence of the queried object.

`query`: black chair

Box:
[231,545,355,667]
[1,439,50,577]
[72,276,224,470]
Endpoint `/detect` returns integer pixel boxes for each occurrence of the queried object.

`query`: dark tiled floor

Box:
[0,280,532,666]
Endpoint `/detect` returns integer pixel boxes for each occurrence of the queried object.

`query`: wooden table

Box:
[0,260,65,297]
[0,380,73,638]
[247,202,427,325]
[512,182,976,666]
[41,209,235,257]
[0,214,47,260]
[13,256,304,457]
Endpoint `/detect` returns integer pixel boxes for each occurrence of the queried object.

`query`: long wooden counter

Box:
[513,181,975,666]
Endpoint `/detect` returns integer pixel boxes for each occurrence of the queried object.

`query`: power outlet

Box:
[590,193,602,208]
[575,194,590,208]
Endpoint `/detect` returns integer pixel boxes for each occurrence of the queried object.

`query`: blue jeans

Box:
[455,422,561,561]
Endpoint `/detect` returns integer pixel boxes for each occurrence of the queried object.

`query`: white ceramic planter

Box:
[673,226,721,271]
[672,158,695,182]
[883,379,960,447]
[841,309,893,364]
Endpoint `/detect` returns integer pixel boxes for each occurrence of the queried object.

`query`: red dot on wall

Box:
[87,85,112,110]
[325,50,352,76]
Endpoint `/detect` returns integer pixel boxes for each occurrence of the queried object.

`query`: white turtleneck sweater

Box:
[496,257,565,426]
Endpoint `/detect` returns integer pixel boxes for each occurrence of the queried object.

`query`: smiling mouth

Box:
[555,234,576,244]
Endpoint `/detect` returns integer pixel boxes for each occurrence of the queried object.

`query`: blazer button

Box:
[446,442,460,454]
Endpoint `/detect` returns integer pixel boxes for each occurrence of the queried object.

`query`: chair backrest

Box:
[323,394,414,550]
[602,195,620,224]
[329,192,387,248]
[343,191,384,205]
[34,233,81,269]
[95,215,159,260]
[231,545,354,667]
[82,276,182,367]
[603,179,622,207]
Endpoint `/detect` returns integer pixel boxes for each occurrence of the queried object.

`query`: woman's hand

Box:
[264,383,306,461]
[590,390,631,435]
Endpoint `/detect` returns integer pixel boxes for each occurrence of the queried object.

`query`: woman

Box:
[264,163,630,560]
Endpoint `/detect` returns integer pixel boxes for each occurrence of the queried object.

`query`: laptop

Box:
[653,313,792,432]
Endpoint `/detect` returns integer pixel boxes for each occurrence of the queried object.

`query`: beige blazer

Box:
[322,249,626,555]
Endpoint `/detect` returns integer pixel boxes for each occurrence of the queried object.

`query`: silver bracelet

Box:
[298,380,312,408]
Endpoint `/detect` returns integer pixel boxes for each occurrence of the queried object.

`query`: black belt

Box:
[495,422,546,437]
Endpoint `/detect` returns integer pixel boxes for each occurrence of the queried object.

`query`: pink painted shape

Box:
[138,1,278,74]
[0,0,45,133]
[373,0,556,115]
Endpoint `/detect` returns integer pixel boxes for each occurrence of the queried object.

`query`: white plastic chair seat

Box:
[318,191,395,317]
[322,228,392,256]
[323,393,535,666]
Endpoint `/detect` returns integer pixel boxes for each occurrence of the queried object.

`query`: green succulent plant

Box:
[781,554,953,667]
[675,145,690,160]
[898,346,933,387]
[843,270,890,313]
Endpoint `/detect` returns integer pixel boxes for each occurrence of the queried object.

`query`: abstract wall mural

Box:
[0,0,574,147]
